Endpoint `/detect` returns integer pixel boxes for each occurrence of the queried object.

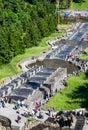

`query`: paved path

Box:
[19,58,37,72]
[0,103,27,128]
[0,103,50,129]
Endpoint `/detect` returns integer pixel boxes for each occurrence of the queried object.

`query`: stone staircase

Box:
[74,117,85,130]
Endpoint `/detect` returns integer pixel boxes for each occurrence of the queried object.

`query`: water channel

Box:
[28,59,79,74]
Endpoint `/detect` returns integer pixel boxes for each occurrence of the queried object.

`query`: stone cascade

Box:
[0,65,43,98]
[68,23,88,42]
[44,23,88,63]
[74,117,85,130]
[46,44,76,61]
[26,68,58,103]
[24,67,67,108]
[7,67,67,103]
[68,31,84,41]
[39,68,67,99]
[45,44,67,59]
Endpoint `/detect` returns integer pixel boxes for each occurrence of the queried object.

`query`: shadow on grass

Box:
[8,63,19,75]
[66,83,88,108]
[73,0,85,3]
[85,70,88,79]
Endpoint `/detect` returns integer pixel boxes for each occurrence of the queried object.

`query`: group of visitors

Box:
[13,100,25,123]
[66,52,88,74]
[0,97,7,108]
[31,101,44,119]
[45,108,86,129]
[35,101,41,111]
[14,100,25,110]
[0,98,5,108]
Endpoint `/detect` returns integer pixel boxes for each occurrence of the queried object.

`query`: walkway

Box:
[0,102,51,129]
[0,103,27,129]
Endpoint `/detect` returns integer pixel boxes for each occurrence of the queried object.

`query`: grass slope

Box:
[45,72,88,111]
[0,46,47,79]
[73,0,88,10]
[80,48,88,60]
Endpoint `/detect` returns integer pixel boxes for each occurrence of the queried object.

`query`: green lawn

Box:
[80,48,88,60]
[0,46,47,80]
[0,24,69,82]
[45,72,88,111]
[73,0,88,10]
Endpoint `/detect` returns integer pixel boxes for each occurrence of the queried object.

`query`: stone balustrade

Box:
[0,65,43,98]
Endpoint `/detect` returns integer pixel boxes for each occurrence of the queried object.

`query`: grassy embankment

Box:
[73,0,88,10]
[80,48,88,60]
[45,72,88,110]
[0,24,70,83]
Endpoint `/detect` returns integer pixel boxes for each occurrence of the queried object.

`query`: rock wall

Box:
[0,123,11,130]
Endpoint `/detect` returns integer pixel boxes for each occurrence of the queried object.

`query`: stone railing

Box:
[0,65,43,98]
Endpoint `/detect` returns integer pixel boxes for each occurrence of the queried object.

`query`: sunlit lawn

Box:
[73,0,88,10]
[45,72,88,111]
[0,46,47,79]
[80,48,88,60]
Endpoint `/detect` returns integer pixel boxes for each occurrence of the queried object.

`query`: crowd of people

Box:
[0,97,8,108]
[66,50,88,75]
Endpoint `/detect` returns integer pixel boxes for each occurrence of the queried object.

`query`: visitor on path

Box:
[48,109,51,116]
[38,111,43,119]
[20,101,24,107]
[17,115,21,123]
[17,100,21,107]
[0,101,2,108]
[4,96,8,103]
[1,98,5,108]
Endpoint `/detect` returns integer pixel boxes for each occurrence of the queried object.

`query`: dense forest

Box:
[0,0,58,64]
[0,0,83,65]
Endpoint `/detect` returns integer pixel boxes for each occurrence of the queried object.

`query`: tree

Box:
[37,18,49,37]
[0,27,13,64]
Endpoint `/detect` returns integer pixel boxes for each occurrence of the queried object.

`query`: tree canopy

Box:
[0,0,58,64]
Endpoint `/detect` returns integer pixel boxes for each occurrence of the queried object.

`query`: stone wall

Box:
[39,68,67,98]
[0,119,11,130]
[45,68,67,93]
